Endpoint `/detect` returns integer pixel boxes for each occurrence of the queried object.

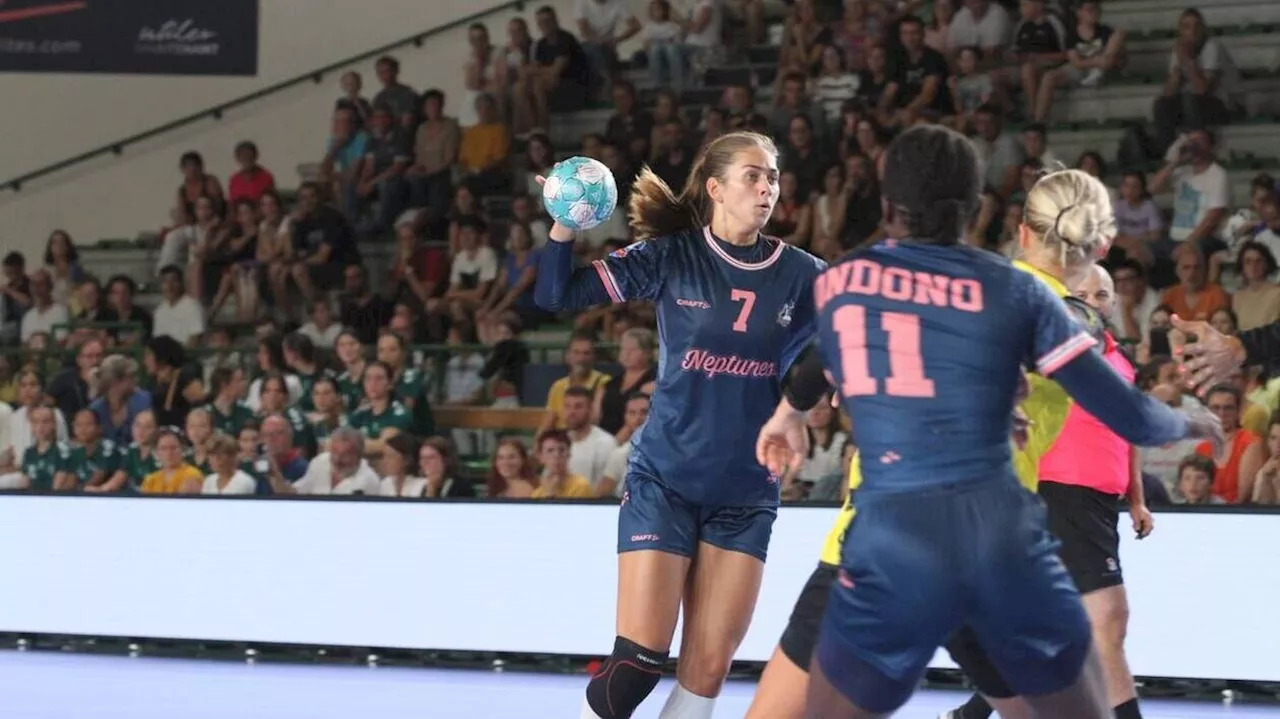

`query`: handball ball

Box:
[542,156,618,231]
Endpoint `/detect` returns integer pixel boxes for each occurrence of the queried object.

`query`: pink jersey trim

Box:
[592,260,625,303]
[702,226,785,271]
[1037,331,1097,375]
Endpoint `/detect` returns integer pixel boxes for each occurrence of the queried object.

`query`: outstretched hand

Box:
[533,174,576,243]
[1181,398,1226,458]
[757,403,809,478]
[1169,315,1246,394]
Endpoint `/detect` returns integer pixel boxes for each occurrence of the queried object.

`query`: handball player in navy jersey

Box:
[755,124,1222,719]
[534,131,825,719]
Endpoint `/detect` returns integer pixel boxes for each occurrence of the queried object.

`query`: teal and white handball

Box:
[541,156,618,231]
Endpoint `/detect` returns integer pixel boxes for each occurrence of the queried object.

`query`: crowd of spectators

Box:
[0,0,1277,507]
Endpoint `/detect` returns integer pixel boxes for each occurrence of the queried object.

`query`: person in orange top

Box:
[1194,384,1262,503]
[458,93,511,195]
[140,427,204,494]
[531,430,594,499]
[1160,243,1230,322]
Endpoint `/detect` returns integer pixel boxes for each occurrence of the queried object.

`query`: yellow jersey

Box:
[817,261,1067,566]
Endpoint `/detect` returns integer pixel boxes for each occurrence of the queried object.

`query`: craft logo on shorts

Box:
[630,533,660,543]
[136,18,219,56]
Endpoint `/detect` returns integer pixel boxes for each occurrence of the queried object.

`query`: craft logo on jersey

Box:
[611,240,644,260]
[777,301,794,328]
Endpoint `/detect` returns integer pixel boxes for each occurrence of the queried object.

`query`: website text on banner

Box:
[0,497,1273,682]
[0,0,258,75]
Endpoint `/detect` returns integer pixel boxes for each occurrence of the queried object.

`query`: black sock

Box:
[1114,698,1143,719]
[958,693,994,719]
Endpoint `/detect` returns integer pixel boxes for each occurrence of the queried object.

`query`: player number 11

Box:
[833,305,936,398]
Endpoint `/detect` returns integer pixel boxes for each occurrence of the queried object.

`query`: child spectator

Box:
[531,429,595,499]
[1176,453,1224,505]
[947,46,994,131]
[1009,0,1067,119]
[1033,0,1125,121]
[642,0,686,90]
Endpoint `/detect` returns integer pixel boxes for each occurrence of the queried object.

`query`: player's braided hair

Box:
[879,125,981,245]
[628,131,778,241]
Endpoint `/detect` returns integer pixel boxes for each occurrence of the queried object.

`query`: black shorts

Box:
[1039,480,1124,594]
[777,562,1016,700]
[778,562,838,668]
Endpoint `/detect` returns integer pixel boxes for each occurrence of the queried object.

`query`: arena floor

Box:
[1,651,1276,718]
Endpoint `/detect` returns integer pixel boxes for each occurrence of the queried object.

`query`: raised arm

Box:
[533,232,614,311]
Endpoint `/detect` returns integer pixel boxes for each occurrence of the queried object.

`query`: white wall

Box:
[0,0,601,261]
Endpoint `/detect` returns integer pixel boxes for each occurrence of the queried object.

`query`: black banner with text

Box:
[0,0,258,75]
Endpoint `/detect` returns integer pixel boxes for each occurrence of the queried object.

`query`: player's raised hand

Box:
[756,402,810,477]
[1169,315,1246,394]
[533,175,577,244]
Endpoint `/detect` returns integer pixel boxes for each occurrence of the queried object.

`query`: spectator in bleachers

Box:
[968,102,1019,196]
[464,24,501,124]
[19,270,68,345]
[445,217,499,323]
[780,0,830,79]
[47,337,102,421]
[539,331,611,435]
[181,196,232,302]
[486,437,538,498]
[459,93,513,196]
[840,152,883,250]
[1111,171,1162,270]
[103,276,150,346]
[809,163,849,260]
[8,370,67,459]
[208,199,265,323]
[184,407,214,474]
[337,263,390,346]
[90,355,150,446]
[1019,122,1058,169]
[515,5,592,135]
[0,252,31,345]
[772,73,829,148]
[784,115,828,204]
[372,55,419,125]
[140,427,201,495]
[276,426,379,496]
[282,333,326,412]
[698,105,727,150]
[337,71,373,126]
[815,46,862,125]
[145,336,202,429]
[75,277,109,327]
[642,0,686,90]
[406,89,461,225]
[378,432,424,497]
[480,317,531,409]
[768,170,813,248]
[260,413,310,482]
[575,0,641,92]
[307,377,349,453]
[856,44,891,113]
[495,17,536,134]
[321,106,370,212]
[946,0,1011,63]
[1008,0,1067,119]
[201,432,256,495]
[787,392,851,501]
[0,393,14,483]
[1252,416,1280,504]
[832,0,874,69]
[298,298,342,350]
[597,392,650,497]
[1152,129,1230,256]
[532,429,594,499]
[881,15,951,128]
[204,367,252,439]
[593,327,656,439]
[1233,242,1280,330]
[356,106,412,233]
[447,185,486,254]
[1111,260,1161,345]
[375,331,425,410]
[518,133,556,197]
[1154,8,1239,153]
[16,405,65,491]
[682,0,723,84]
[420,436,474,498]
[62,409,117,492]
[350,361,411,458]
[105,408,157,493]
[475,222,543,332]
[560,385,616,489]
[926,0,957,55]
[42,230,83,308]
[227,141,276,207]
[334,330,368,410]
[1032,0,1124,123]
[254,382,315,465]
[175,150,224,220]
[947,46,995,131]
[1194,384,1261,504]
[510,194,551,249]
[151,266,204,347]
[1176,453,1223,504]
[605,81,653,159]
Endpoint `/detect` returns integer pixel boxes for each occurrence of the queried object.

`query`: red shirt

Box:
[228,166,276,205]
[390,246,450,290]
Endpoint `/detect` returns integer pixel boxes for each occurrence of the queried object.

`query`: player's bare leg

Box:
[1083,586,1142,715]
[744,646,809,719]
[1021,647,1112,719]
[660,543,765,718]
[581,550,690,719]
[803,656,887,719]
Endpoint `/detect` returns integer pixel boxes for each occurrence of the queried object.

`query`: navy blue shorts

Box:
[617,472,777,562]
[814,479,1091,714]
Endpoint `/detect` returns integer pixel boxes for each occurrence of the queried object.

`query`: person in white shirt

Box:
[643,0,687,90]
[946,0,1012,62]
[6,369,70,465]
[1110,259,1160,344]
[444,218,499,319]
[379,433,427,497]
[575,0,640,88]
[598,392,650,498]
[560,386,617,489]
[1153,8,1238,151]
[298,298,343,350]
[273,427,379,496]
[0,400,19,489]
[1150,130,1230,247]
[202,433,258,495]
[681,0,723,81]
[151,265,206,346]
[19,270,69,344]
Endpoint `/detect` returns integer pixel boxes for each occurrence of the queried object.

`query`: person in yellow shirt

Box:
[140,428,203,494]
[530,430,595,499]
[458,93,511,194]
[539,331,611,435]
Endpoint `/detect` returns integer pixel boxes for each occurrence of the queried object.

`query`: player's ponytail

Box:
[628,131,777,242]
[1023,169,1115,274]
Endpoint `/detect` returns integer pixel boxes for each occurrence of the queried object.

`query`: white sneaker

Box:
[1080,68,1104,87]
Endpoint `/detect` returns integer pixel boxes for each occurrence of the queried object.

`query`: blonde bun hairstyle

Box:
[1023,169,1116,272]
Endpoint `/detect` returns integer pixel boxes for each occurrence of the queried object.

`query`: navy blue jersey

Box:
[537,228,825,506]
[814,240,1097,497]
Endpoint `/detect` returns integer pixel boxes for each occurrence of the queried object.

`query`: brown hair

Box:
[485,438,537,498]
[628,131,777,241]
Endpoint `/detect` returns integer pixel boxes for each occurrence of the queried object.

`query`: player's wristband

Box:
[782,344,831,412]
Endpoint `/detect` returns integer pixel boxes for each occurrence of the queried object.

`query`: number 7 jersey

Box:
[594,228,826,507]
[813,240,1096,498]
